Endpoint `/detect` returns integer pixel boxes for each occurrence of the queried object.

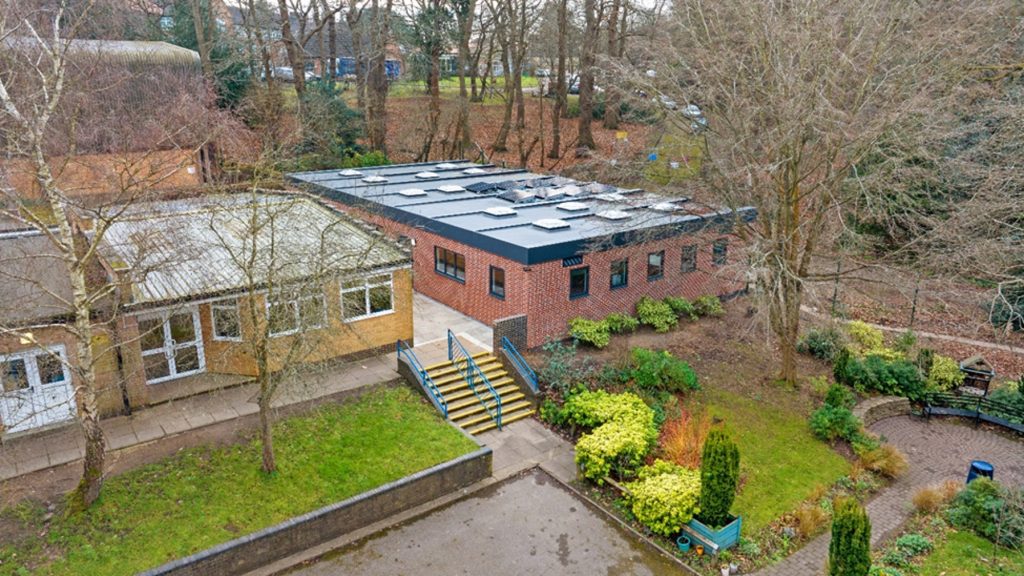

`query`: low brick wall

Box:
[139,447,492,576]
[854,396,912,427]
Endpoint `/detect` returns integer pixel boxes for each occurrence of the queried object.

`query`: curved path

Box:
[753,416,1024,576]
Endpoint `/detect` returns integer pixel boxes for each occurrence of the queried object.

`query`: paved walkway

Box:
[0,293,493,482]
[754,415,1024,576]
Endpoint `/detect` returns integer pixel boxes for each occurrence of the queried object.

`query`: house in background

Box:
[288,162,755,348]
[0,193,413,437]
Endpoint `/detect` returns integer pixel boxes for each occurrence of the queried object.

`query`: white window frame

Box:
[341,273,394,322]
[266,289,327,337]
[0,346,71,392]
[0,345,75,433]
[211,298,243,342]
[137,307,207,385]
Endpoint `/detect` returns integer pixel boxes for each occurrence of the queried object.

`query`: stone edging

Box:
[138,447,493,576]
[853,396,912,427]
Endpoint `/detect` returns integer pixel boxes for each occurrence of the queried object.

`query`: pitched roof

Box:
[0,230,74,326]
[98,193,409,307]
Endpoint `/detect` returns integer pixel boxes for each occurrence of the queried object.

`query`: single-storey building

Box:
[288,162,756,348]
[0,193,412,436]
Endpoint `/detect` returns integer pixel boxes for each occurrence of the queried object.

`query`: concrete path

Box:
[413,293,493,366]
[754,416,1024,576]
[0,353,399,481]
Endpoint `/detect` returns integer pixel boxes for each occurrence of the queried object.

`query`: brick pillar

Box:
[493,314,528,353]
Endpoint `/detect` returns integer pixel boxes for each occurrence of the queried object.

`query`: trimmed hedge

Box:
[565,390,658,483]
[625,460,702,537]
[568,317,611,348]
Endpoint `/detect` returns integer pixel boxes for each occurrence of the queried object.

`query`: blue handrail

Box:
[397,340,447,418]
[501,336,538,394]
[447,330,502,429]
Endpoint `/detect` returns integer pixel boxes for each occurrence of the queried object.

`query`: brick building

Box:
[288,162,755,348]
[0,193,412,437]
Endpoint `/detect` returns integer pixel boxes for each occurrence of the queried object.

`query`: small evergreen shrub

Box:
[697,429,740,528]
[663,296,697,320]
[693,295,725,317]
[946,478,1024,548]
[836,355,926,401]
[810,405,862,443]
[566,390,658,482]
[539,399,566,426]
[915,348,935,373]
[625,460,702,536]
[630,348,699,393]
[604,312,640,334]
[893,533,932,557]
[893,331,917,355]
[636,297,678,332]
[925,354,964,391]
[568,317,611,348]
[847,320,885,351]
[539,339,595,398]
[825,382,857,409]
[829,497,872,576]
[798,327,846,361]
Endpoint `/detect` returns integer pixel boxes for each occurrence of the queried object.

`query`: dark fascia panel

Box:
[291,176,758,266]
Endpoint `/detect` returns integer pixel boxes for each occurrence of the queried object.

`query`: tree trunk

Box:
[258,393,276,474]
[577,0,597,149]
[189,0,215,84]
[548,0,567,159]
[366,0,393,153]
[419,25,442,161]
[602,0,622,130]
[492,32,513,151]
[277,0,307,98]
[455,0,477,156]
[347,2,366,109]
[327,5,337,86]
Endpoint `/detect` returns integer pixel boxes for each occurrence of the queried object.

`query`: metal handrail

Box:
[501,336,538,394]
[397,340,447,418]
[447,330,502,429]
[924,392,1024,431]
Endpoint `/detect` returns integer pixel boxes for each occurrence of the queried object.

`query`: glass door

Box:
[137,308,205,384]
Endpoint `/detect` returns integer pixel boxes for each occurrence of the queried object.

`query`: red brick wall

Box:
[324,201,745,348]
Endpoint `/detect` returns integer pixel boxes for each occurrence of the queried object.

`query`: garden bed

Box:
[0,387,478,576]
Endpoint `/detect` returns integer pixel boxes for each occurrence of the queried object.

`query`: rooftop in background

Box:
[287,162,756,265]
[0,230,75,325]
[99,193,409,308]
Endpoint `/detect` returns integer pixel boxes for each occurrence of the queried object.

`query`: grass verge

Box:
[0,386,477,576]
[918,530,1024,575]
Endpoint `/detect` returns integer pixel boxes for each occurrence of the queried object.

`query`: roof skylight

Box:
[415,171,440,179]
[556,202,589,212]
[533,218,571,230]
[596,193,626,202]
[438,184,466,193]
[362,175,388,183]
[338,169,363,177]
[436,163,459,169]
[597,210,631,221]
[463,167,487,175]
[398,188,427,197]
[484,206,517,217]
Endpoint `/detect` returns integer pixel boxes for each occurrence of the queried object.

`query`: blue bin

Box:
[967,460,994,483]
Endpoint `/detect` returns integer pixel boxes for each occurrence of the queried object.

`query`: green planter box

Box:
[684,515,742,553]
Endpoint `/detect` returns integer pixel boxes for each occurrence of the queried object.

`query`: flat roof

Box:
[287,161,756,265]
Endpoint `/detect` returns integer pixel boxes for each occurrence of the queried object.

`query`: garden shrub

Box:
[798,327,846,361]
[630,348,699,392]
[663,296,697,320]
[829,497,872,576]
[566,390,658,482]
[868,566,904,576]
[810,404,862,443]
[911,481,960,513]
[893,331,917,355]
[568,317,611,348]
[795,503,829,537]
[539,339,594,398]
[947,478,1024,548]
[539,399,566,426]
[837,355,926,401]
[605,312,640,334]
[636,297,678,332]
[833,347,853,383]
[659,408,711,469]
[925,354,964,391]
[638,388,680,431]
[989,378,1024,425]
[697,429,740,528]
[847,320,885,351]
[915,348,935,373]
[625,461,702,537]
[825,382,857,409]
[857,444,908,479]
[893,533,932,557]
[694,295,725,317]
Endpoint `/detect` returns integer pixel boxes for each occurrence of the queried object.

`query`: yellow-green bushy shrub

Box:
[625,460,702,536]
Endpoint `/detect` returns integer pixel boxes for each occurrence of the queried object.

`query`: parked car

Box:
[262,67,319,83]
[535,68,552,77]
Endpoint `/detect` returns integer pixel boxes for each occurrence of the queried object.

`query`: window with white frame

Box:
[211,298,242,341]
[267,288,326,336]
[341,274,394,321]
[1,347,69,392]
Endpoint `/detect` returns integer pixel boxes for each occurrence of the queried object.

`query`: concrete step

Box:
[467,408,536,435]
[443,381,516,404]
[433,364,506,388]
[454,400,533,430]
[448,393,527,421]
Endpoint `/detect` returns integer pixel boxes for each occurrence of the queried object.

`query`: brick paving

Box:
[754,415,1024,576]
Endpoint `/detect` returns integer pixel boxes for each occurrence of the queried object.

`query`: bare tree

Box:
[365,0,394,153]
[649,0,1004,383]
[601,0,622,130]
[547,0,567,158]
[576,0,598,149]
[452,0,477,154]
[275,0,343,100]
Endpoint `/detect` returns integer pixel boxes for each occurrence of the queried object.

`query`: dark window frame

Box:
[489,266,506,299]
[434,246,466,282]
[610,258,629,290]
[647,251,665,281]
[681,245,698,273]
[569,266,590,300]
[712,238,728,267]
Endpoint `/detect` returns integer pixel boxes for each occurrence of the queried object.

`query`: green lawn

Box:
[690,388,850,534]
[0,386,477,576]
[918,530,1024,576]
